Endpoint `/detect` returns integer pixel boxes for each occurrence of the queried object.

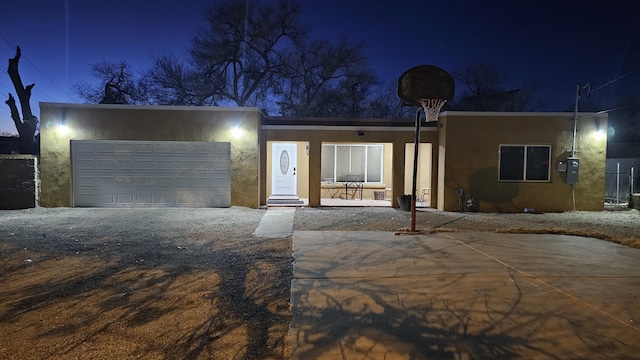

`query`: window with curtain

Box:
[321,144,383,183]
[499,145,551,182]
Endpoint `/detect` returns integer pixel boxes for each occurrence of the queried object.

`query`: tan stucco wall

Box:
[261,127,439,207]
[40,105,604,213]
[438,112,607,212]
[39,103,261,208]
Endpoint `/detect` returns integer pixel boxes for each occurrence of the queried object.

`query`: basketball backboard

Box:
[397,65,455,107]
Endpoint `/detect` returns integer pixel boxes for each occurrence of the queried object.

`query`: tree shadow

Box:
[290,232,638,359]
[468,167,520,212]
[0,212,292,359]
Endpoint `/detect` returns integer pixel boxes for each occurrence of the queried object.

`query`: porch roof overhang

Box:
[261,116,439,131]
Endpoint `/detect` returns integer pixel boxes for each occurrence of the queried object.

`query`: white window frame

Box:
[322,144,383,183]
[498,144,551,182]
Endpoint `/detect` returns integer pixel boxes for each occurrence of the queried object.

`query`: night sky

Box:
[1,0,639,134]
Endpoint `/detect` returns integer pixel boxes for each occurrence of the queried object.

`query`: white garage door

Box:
[71,140,231,207]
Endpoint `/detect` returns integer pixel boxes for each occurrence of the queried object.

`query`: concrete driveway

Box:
[290,231,640,359]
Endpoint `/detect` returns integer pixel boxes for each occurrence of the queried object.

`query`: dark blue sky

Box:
[1,0,639,134]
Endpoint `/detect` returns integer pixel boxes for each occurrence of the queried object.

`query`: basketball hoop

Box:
[419,98,447,122]
[396,65,455,234]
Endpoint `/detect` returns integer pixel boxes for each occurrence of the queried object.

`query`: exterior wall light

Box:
[593,128,605,140]
[231,126,243,139]
[57,122,69,135]
[592,119,605,140]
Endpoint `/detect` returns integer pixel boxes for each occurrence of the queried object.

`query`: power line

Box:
[0,33,72,100]
[1,76,55,103]
[585,68,640,96]
[595,103,640,115]
[0,82,13,92]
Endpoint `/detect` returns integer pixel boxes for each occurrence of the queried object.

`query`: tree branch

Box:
[7,46,37,126]
[5,46,38,151]
[4,93,24,135]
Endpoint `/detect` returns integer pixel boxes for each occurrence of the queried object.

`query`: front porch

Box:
[264,197,432,208]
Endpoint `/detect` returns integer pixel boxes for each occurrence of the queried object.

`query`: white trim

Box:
[261,125,438,132]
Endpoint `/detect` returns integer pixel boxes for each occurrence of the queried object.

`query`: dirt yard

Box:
[1,206,638,359]
[0,208,291,360]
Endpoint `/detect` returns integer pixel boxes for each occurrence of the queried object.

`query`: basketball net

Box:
[419,99,447,122]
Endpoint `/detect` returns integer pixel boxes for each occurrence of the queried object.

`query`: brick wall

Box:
[0,155,39,209]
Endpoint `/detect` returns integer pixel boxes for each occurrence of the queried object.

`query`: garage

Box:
[71,140,231,207]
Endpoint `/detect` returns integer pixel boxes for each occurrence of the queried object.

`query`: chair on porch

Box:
[322,178,342,199]
[345,174,363,200]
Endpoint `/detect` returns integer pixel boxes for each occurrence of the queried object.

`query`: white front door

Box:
[271,143,297,196]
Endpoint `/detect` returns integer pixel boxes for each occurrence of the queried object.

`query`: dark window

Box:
[526,146,551,180]
[499,145,550,182]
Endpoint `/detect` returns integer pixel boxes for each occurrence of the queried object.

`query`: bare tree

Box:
[75,0,386,118]
[275,38,377,117]
[364,81,416,118]
[5,46,38,154]
[189,0,305,108]
[74,60,149,104]
[450,62,542,112]
[0,130,18,137]
[144,55,217,106]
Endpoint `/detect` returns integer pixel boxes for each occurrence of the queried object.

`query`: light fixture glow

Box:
[592,129,605,140]
[231,126,243,138]
[57,123,69,135]
[592,119,605,140]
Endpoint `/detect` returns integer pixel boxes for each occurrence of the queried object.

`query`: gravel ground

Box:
[0,206,639,359]
[295,207,640,247]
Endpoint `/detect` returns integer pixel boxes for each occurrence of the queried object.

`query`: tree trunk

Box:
[6,46,38,154]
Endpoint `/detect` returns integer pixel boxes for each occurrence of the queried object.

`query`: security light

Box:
[57,122,69,135]
[232,126,243,138]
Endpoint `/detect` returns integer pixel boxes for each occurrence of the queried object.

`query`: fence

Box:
[605,158,639,204]
[0,155,39,209]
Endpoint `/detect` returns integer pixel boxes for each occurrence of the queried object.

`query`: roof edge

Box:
[39,102,264,114]
[440,110,607,118]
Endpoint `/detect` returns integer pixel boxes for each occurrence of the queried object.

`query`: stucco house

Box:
[39,102,607,212]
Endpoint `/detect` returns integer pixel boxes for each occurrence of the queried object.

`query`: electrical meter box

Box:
[557,161,567,173]
[566,157,579,184]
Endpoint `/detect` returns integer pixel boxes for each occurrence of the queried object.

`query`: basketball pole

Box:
[410,106,422,233]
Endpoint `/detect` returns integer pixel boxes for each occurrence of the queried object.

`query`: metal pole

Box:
[616,162,620,204]
[410,107,422,232]
[631,167,635,195]
[570,84,580,211]
[571,84,580,157]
